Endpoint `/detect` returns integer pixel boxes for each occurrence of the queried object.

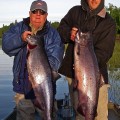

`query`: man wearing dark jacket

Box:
[2,0,64,120]
[58,0,116,120]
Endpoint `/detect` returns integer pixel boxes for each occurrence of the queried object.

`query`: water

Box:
[0,49,15,120]
[108,70,120,105]
[0,48,120,120]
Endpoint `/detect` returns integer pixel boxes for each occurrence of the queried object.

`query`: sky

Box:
[0,0,120,28]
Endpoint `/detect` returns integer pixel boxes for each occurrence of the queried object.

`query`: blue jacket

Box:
[2,17,64,96]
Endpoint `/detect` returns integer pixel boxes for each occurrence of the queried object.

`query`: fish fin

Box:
[77,103,86,116]
[52,71,61,82]
[77,92,88,116]
[32,99,45,111]
[73,79,78,89]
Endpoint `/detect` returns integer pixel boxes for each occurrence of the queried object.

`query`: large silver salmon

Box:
[26,35,53,120]
[74,31,100,120]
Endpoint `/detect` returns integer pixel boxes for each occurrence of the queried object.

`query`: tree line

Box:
[0,21,59,38]
[0,3,120,39]
[106,4,120,34]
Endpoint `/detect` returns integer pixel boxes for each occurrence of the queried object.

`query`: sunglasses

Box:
[31,9,46,15]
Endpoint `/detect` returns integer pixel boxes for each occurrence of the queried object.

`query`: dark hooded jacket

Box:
[58,0,116,83]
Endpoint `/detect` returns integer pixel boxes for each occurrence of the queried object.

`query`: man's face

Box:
[29,9,48,29]
[87,0,101,10]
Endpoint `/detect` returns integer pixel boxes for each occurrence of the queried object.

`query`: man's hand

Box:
[21,31,37,49]
[21,31,32,42]
[70,27,78,41]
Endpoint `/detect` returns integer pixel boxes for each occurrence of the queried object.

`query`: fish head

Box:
[26,35,38,45]
[75,30,92,46]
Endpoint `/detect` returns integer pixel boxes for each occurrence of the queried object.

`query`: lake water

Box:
[0,49,15,120]
[108,70,120,105]
[0,48,120,120]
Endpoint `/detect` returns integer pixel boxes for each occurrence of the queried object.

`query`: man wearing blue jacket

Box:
[2,0,64,119]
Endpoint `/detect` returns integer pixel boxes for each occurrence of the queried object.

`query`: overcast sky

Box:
[0,0,119,27]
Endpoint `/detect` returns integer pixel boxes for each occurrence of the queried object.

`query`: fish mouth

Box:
[26,35,38,45]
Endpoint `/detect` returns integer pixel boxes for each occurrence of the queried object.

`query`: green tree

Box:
[51,22,59,29]
[106,4,120,34]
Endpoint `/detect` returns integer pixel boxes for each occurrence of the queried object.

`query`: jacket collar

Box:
[23,17,49,36]
[97,8,106,18]
[29,23,43,35]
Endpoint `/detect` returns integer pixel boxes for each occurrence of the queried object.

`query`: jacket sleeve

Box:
[57,6,79,43]
[45,29,64,71]
[2,22,27,57]
[95,20,116,68]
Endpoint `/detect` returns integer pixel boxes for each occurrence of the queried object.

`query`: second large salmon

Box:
[74,30,100,120]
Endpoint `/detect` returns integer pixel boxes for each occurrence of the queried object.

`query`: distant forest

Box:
[0,21,59,38]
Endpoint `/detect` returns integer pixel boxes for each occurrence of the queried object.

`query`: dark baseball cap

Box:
[30,0,47,13]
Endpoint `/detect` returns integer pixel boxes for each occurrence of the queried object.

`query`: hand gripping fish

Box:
[26,35,53,120]
[74,30,100,120]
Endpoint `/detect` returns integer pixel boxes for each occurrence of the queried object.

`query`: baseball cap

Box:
[30,0,47,13]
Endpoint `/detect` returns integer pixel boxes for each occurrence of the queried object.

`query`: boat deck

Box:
[4,77,120,120]
[4,104,120,120]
